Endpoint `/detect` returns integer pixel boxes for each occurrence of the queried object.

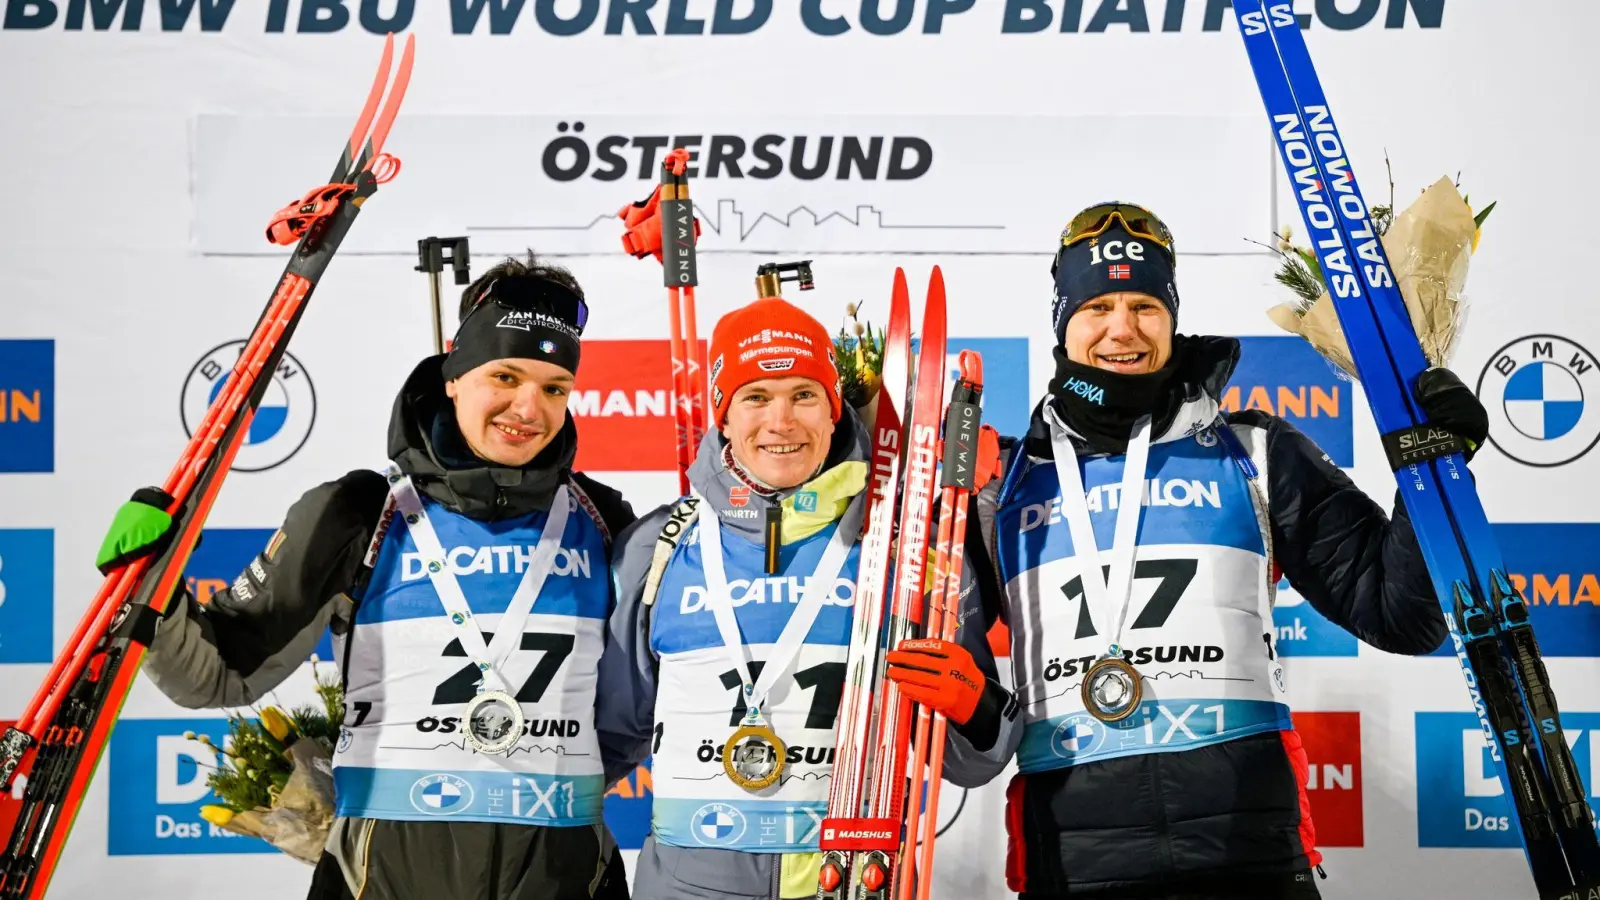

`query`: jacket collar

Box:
[1025,334,1240,460]
[386,354,576,521]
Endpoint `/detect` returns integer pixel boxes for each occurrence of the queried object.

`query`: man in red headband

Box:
[596,296,1016,900]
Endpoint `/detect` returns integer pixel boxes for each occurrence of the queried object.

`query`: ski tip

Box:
[347,33,396,167]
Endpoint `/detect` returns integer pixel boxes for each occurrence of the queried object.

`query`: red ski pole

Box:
[896,350,1003,900]
[619,148,703,495]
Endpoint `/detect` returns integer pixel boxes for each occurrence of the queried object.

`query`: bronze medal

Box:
[1081,655,1142,723]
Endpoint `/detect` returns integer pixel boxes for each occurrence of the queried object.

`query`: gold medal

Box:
[1081,654,1142,723]
[723,712,786,792]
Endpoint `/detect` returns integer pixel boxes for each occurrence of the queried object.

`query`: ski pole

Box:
[895,350,998,900]
[415,236,471,354]
[913,427,1001,900]
[618,148,703,495]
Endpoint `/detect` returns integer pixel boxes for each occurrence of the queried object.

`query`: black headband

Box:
[441,274,587,381]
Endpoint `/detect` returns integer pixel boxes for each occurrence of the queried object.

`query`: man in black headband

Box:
[95,252,639,900]
[438,263,590,468]
[905,203,1493,899]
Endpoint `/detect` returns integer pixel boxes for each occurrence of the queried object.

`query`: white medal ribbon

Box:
[386,466,571,695]
[1044,402,1153,657]
[695,494,861,721]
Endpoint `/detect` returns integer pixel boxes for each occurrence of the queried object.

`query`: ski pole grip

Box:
[659,148,700,289]
[941,394,984,491]
[956,348,983,387]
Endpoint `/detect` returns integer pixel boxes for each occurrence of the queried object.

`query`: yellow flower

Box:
[260,707,294,742]
[199,805,235,827]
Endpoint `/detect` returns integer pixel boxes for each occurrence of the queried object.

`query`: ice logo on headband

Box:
[539,340,556,354]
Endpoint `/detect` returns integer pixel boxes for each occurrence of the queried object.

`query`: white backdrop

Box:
[2,1,1598,898]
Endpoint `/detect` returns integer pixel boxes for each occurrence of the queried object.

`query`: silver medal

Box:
[464,689,525,755]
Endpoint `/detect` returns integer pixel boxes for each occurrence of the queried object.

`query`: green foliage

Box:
[190,659,344,814]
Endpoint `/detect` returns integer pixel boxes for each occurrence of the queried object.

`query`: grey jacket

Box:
[595,409,1018,900]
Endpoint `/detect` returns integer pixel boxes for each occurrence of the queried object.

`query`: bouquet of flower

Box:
[1261,168,1495,379]
[833,300,888,419]
[189,658,344,865]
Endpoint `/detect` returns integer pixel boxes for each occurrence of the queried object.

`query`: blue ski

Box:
[1231,2,1600,896]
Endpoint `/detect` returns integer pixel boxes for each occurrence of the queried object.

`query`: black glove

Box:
[1414,367,1489,461]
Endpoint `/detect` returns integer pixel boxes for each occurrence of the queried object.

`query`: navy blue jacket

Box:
[961,335,1446,896]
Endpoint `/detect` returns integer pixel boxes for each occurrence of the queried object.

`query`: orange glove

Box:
[886,638,985,726]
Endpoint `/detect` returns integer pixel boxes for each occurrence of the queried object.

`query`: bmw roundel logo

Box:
[1476,334,1599,467]
[409,773,474,816]
[181,341,316,473]
[1051,713,1106,761]
[690,802,746,847]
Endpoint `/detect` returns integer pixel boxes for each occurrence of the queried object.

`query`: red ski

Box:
[0,34,417,899]
[819,267,950,900]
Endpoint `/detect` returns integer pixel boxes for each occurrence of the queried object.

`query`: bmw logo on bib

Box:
[691,802,747,847]
[1477,334,1600,467]
[409,773,474,816]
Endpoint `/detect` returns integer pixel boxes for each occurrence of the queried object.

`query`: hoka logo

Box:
[1018,479,1223,533]
[680,576,855,613]
[400,546,592,582]
[1063,377,1105,406]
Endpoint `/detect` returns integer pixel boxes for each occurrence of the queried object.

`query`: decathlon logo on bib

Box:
[1018,479,1224,533]
[679,575,855,614]
[400,545,592,582]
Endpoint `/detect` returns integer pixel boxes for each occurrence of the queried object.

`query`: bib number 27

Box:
[432,632,575,705]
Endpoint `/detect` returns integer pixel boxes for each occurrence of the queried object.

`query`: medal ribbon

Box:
[695,494,861,720]
[386,466,571,694]
[1045,403,1153,656]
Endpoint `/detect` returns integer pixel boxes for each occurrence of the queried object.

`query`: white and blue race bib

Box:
[648,520,860,853]
[997,427,1292,774]
[331,487,610,826]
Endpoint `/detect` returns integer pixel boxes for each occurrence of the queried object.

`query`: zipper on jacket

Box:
[770,854,781,900]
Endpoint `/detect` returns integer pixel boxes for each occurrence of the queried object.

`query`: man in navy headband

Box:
[902,203,1493,899]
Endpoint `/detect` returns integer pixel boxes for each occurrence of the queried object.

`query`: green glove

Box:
[97,487,177,575]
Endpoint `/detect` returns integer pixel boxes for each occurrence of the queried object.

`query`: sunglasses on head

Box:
[1052,202,1176,275]
[474,273,589,332]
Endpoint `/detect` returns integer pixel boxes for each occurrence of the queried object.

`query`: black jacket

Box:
[967,335,1446,896]
[142,352,636,717]
[141,355,639,900]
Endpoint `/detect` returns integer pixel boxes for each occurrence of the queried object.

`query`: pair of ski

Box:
[819,268,999,900]
[0,34,417,900]
[1232,3,1600,896]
